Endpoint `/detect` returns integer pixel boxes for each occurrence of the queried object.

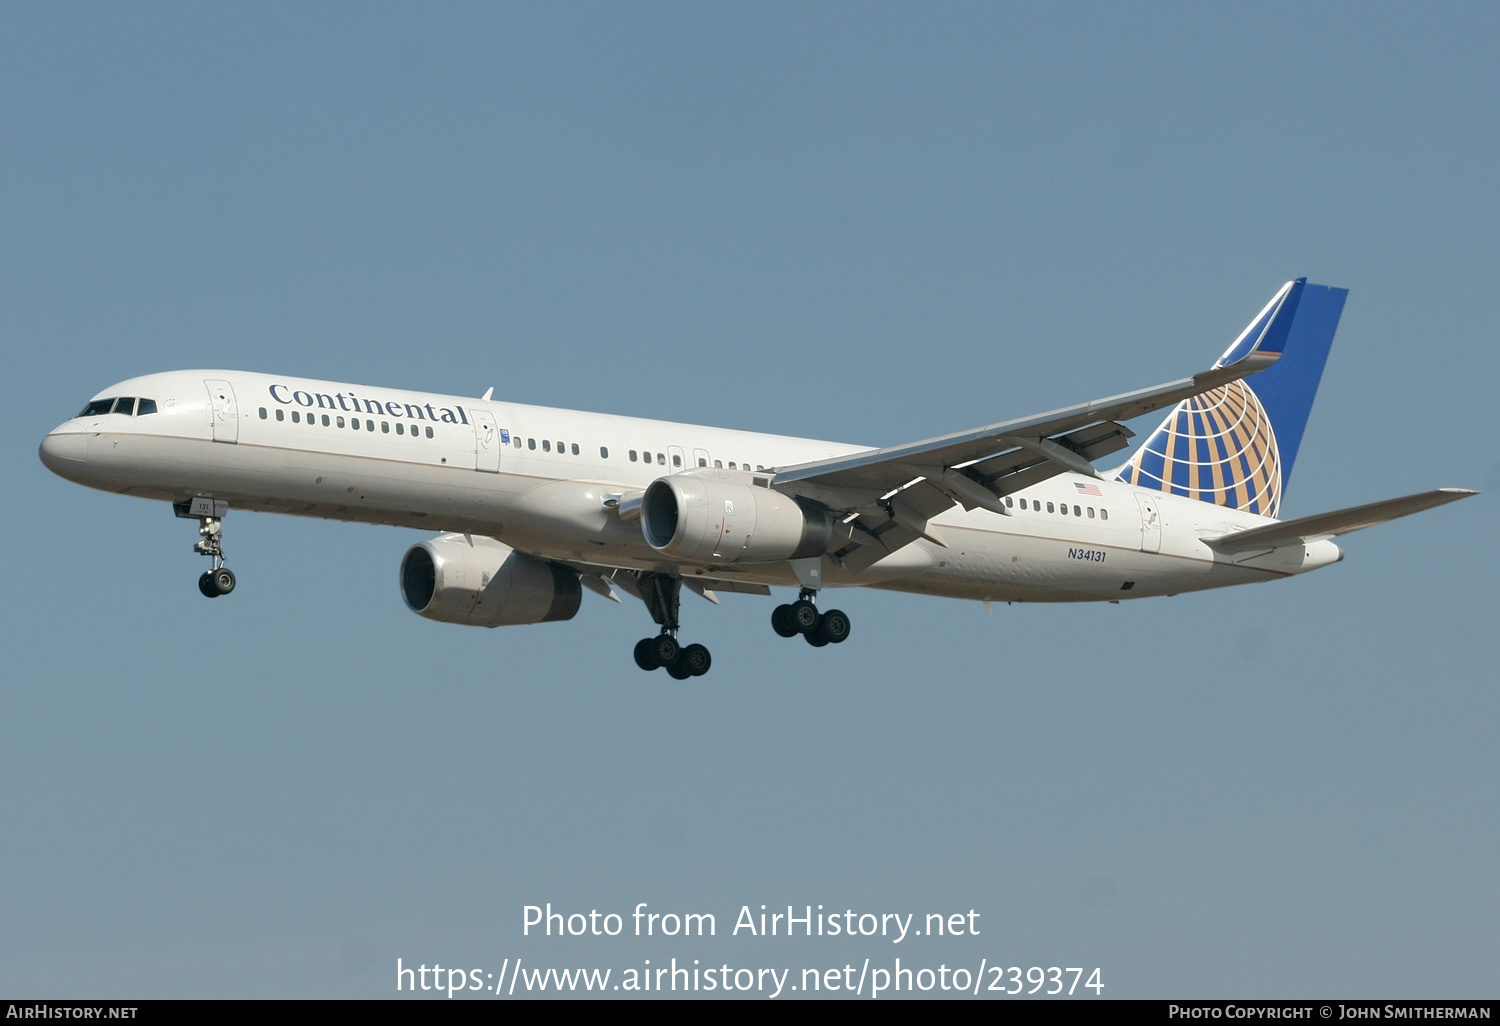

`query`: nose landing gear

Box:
[772,589,851,647]
[175,498,235,597]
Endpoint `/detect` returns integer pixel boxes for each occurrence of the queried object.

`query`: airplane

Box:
[38,279,1476,678]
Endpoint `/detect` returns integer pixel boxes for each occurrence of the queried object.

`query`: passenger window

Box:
[542,440,550,452]
[657,453,665,465]
[714,460,722,469]
[366,420,374,431]
[79,399,114,417]
[276,409,285,421]
[381,422,390,433]
[1087,507,1095,518]
[600,446,608,458]
[322,414,331,426]
[1005,496,1013,507]
[427,427,434,439]
[672,454,682,468]
[629,450,638,462]
[112,397,136,415]
[351,417,360,430]
[292,411,300,423]
[1074,505,1081,516]
[571,443,579,455]
[337,416,345,428]
[136,399,157,416]
[556,441,564,453]
[1046,501,1054,513]
[728,462,736,470]
[1101,509,1109,521]
[1019,498,1027,510]
[396,423,404,435]
[698,458,706,467]
[259,408,268,420]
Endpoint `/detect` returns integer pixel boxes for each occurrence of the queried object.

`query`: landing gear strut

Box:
[772,588,851,647]
[176,498,235,597]
[631,572,712,678]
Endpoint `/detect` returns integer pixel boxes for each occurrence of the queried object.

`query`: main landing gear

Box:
[771,589,851,647]
[175,498,236,598]
[632,572,712,679]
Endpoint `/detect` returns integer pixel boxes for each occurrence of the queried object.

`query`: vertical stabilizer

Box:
[1116,279,1347,518]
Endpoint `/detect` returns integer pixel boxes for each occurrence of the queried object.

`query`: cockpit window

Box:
[78,396,158,417]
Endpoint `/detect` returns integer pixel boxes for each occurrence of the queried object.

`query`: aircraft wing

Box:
[770,350,1280,572]
[1203,488,1478,552]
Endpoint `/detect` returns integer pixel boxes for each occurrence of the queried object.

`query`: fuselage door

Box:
[1135,493,1162,553]
[667,445,686,473]
[471,409,501,473]
[204,379,238,444]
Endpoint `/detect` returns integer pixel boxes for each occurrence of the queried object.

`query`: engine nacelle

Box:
[640,474,831,563]
[400,534,582,627]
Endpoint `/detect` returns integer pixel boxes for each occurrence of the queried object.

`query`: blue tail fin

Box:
[1116,279,1348,518]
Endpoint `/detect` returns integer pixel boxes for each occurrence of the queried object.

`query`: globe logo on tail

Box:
[1117,378,1282,518]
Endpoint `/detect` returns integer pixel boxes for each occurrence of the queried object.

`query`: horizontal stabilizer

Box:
[1205,488,1477,551]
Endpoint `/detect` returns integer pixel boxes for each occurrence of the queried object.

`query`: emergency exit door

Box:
[204,379,238,443]
[472,410,501,473]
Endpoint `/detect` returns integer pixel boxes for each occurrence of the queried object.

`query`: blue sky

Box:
[3,3,1496,998]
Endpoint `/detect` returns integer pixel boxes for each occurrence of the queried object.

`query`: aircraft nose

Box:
[39,428,88,476]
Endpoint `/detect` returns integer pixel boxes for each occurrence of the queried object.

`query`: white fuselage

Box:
[39,370,1343,604]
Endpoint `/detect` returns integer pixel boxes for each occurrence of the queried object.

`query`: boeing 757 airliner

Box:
[38,280,1475,677]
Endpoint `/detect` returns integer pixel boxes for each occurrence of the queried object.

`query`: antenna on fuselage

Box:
[480,387,493,401]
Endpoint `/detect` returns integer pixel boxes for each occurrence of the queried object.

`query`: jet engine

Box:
[640,474,831,563]
[400,534,582,627]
